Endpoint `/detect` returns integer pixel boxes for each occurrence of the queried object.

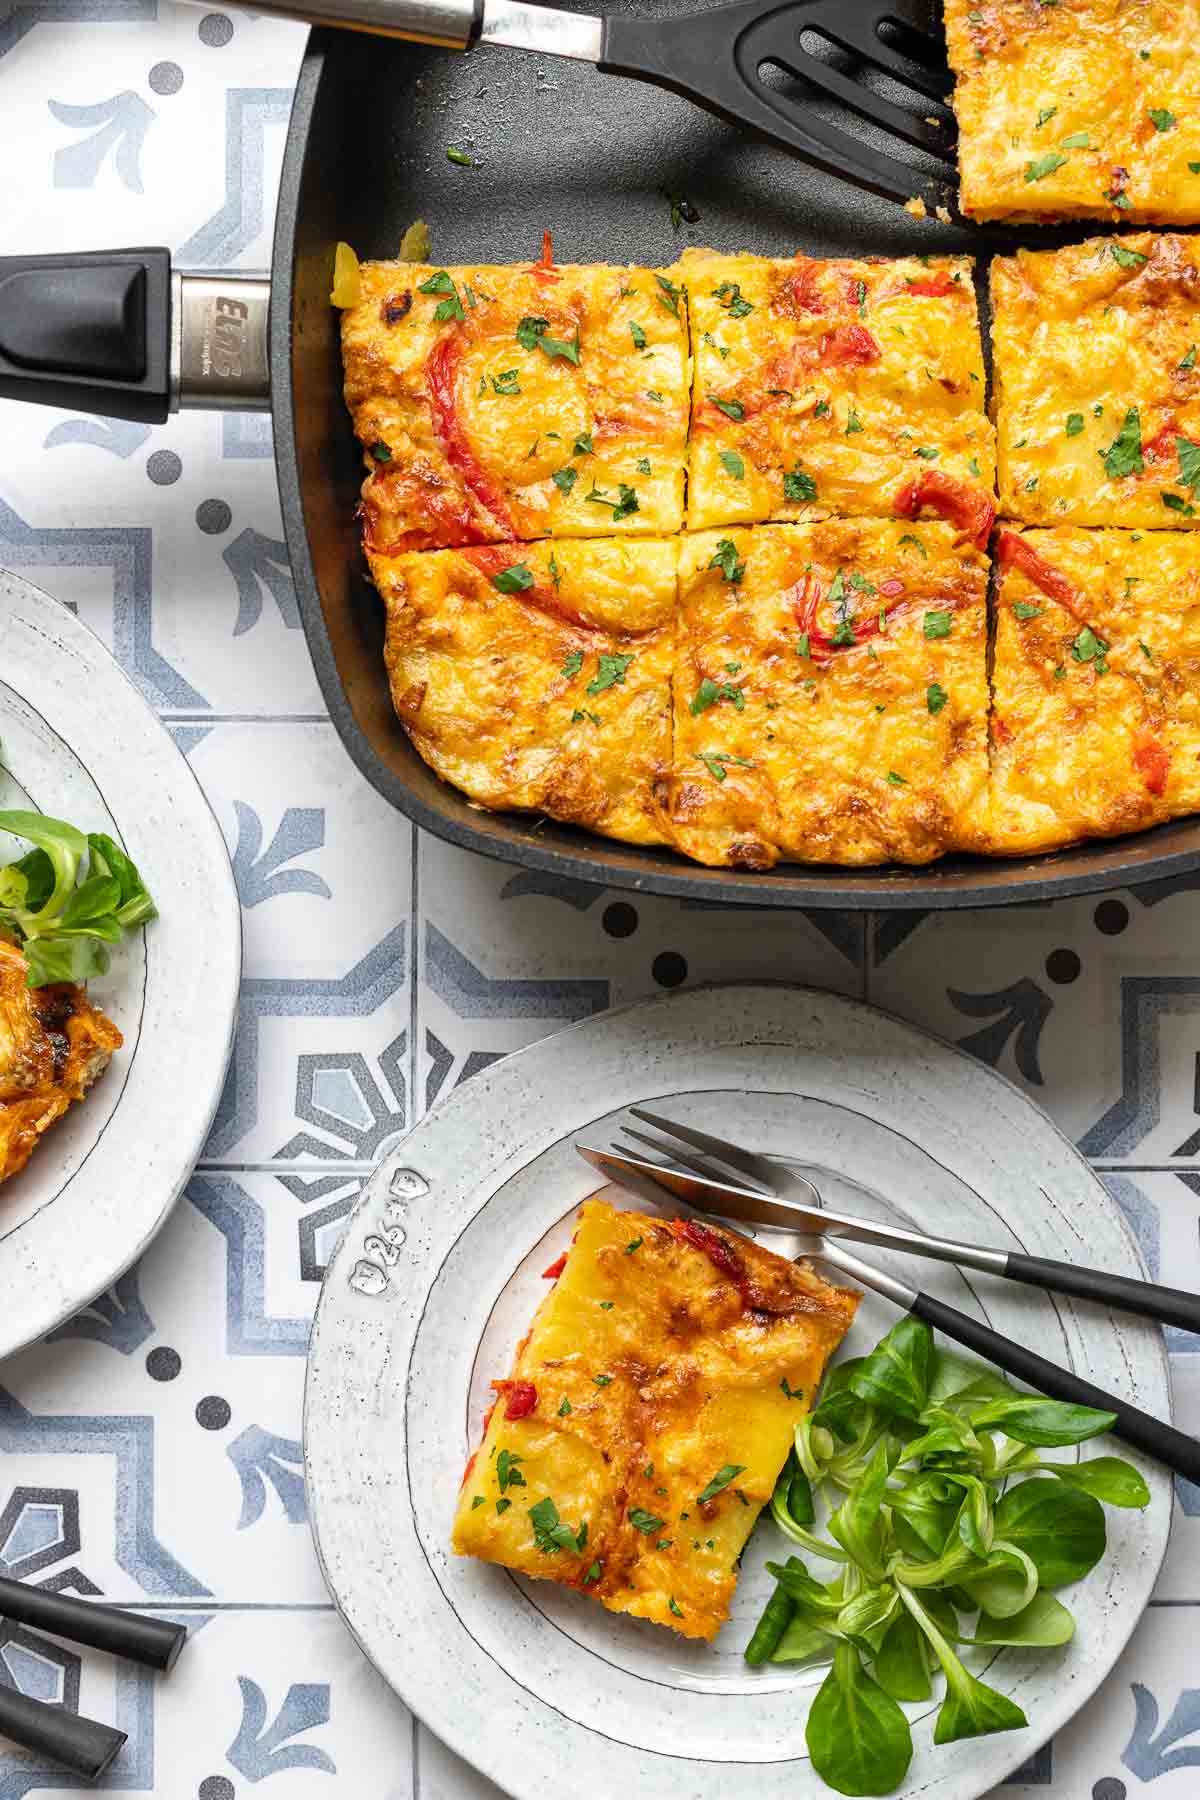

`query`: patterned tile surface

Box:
[0,11,1198,1798]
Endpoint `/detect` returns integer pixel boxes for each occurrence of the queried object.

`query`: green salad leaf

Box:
[0,811,157,987]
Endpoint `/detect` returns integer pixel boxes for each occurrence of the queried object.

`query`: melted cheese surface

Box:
[667,522,990,868]
[989,525,1200,850]
[451,1200,858,1641]
[341,260,689,551]
[680,249,992,531]
[946,0,1200,222]
[992,235,1200,527]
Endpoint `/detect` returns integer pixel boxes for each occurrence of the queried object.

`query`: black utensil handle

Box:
[0,247,171,423]
[911,1289,1200,1483]
[0,1686,125,1781]
[0,1577,186,1672]
[1007,1253,1200,1336]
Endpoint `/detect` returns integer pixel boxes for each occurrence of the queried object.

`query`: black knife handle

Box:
[0,247,171,423]
[1007,1253,1200,1337]
[911,1289,1200,1484]
[0,1685,125,1780]
[0,1576,186,1672]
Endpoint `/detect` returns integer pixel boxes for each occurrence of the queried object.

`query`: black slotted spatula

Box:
[235,0,960,213]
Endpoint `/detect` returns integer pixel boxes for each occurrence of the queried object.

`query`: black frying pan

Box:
[5,3,1200,909]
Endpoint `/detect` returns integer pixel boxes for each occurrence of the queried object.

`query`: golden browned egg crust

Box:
[681,248,993,532]
[341,257,689,551]
[989,525,1200,851]
[946,0,1200,222]
[0,939,122,1187]
[451,1200,859,1642]
[342,239,1200,868]
[992,235,1200,527]
[667,522,990,869]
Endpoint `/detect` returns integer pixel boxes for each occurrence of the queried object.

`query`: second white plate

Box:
[305,983,1172,1800]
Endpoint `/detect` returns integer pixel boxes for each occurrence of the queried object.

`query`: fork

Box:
[575,1107,1200,1485]
[229,0,959,213]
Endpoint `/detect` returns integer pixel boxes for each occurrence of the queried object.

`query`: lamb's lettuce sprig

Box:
[746,1316,1151,1796]
[0,810,156,987]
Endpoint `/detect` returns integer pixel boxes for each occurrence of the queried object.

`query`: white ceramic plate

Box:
[305,983,1172,1800]
[0,572,240,1358]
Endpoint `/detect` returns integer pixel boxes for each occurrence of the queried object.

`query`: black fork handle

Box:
[912,1290,1200,1485]
[0,1685,126,1781]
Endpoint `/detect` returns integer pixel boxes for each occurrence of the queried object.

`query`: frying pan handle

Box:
[0,250,271,422]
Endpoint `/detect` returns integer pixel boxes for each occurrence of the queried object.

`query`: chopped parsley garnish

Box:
[1072,625,1110,672]
[585,482,639,519]
[629,1507,664,1534]
[418,270,456,295]
[1191,161,1200,174]
[720,448,746,479]
[644,1463,654,1477]
[784,465,817,503]
[1065,412,1085,436]
[471,1495,485,1509]
[497,1449,526,1493]
[697,1464,746,1504]
[713,280,754,318]
[593,1374,613,1387]
[549,551,561,588]
[562,650,584,678]
[708,392,745,421]
[496,1497,511,1514]
[669,1598,684,1618]
[924,610,953,639]
[781,1377,805,1400]
[558,1396,571,1416]
[525,437,540,459]
[656,1538,673,1550]
[369,441,392,462]
[645,389,664,403]
[1149,108,1177,131]
[845,407,863,435]
[968,456,981,476]
[1102,406,1144,477]
[886,770,908,787]
[584,1562,601,1583]
[1140,641,1154,659]
[599,1300,614,1310]
[433,294,465,322]
[1177,436,1200,492]
[636,456,652,475]
[899,532,927,557]
[446,145,474,166]
[913,446,939,460]
[709,537,746,583]
[796,633,812,660]
[695,751,753,782]
[1035,105,1058,128]
[629,321,647,350]
[1013,601,1044,620]
[927,682,949,715]
[573,431,594,457]
[814,398,831,417]
[625,1237,643,1253]
[690,677,744,715]
[490,562,534,594]
[570,709,601,726]
[491,369,520,395]
[540,326,582,364]
[587,652,635,695]
[553,467,578,495]
[516,314,550,349]
[1060,130,1090,148]
[1110,243,1149,269]
[1025,475,1039,490]
[855,278,868,317]
[655,272,684,317]
[1181,345,1197,371]
[1025,151,1068,182]
[1161,492,1195,514]
[529,1497,587,1555]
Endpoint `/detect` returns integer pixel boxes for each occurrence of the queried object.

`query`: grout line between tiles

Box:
[194,1160,377,1174]
[158,713,334,725]
[411,827,421,1126]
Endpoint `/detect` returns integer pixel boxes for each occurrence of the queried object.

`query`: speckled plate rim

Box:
[304,981,1172,1800]
[0,572,241,1360]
